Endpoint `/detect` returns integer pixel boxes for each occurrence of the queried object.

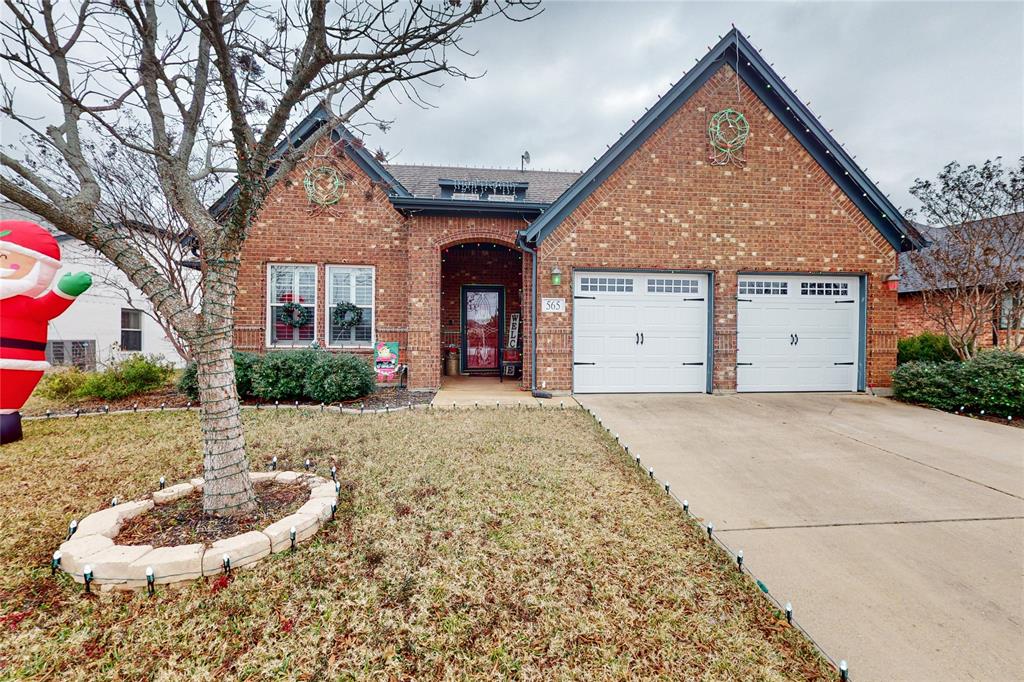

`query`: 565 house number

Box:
[542,298,565,313]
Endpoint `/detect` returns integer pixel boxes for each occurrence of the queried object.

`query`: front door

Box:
[462,286,504,372]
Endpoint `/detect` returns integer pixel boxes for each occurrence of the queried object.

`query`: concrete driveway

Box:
[577,393,1023,682]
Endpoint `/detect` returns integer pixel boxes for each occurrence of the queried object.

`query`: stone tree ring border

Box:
[303,165,345,206]
[54,472,338,591]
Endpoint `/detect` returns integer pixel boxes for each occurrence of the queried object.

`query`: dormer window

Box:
[438,179,528,202]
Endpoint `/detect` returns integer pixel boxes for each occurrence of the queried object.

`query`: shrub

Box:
[303,352,376,403]
[250,350,320,401]
[177,351,260,400]
[36,367,89,400]
[75,355,174,401]
[897,332,959,365]
[892,350,1024,417]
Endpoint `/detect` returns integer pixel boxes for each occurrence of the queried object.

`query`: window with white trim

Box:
[800,281,849,296]
[647,278,699,294]
[1000,292,1023,330]
[268,264,316,345]
[120,308,143,351]
[579,276,634,293]
[739,280,788,296]
[327,266,374,346]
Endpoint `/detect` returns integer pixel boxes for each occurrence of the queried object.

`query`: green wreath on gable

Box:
[277,301,312,328]
[331,301,363,330]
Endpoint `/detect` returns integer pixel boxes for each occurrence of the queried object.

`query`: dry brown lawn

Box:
[0,408,836,680]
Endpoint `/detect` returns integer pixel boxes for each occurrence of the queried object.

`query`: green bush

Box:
[303,352,376,403]
[36,367,89,400]
[250,350,320,402]
[177,351,259,400]
[892,350,1024,417]
[75,355,174,401]
[897,332,960,365]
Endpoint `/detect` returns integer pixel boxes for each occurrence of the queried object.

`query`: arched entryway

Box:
[440,241,524,381]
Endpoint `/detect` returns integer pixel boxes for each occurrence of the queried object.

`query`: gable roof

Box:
[522,28,924,253]
[385,164,580,204]
[208,104,410,217]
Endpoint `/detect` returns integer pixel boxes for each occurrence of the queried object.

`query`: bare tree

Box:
[906,158,1024,359]
[1,0,539,515]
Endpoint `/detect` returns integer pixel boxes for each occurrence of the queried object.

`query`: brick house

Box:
[221,29,924,395]
[898,218,1024,349]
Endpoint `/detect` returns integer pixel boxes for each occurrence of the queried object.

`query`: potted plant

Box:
[444,343,459,376]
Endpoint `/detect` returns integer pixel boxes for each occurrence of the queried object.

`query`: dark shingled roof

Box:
[899,214,1024,293]
[384,164,581,204]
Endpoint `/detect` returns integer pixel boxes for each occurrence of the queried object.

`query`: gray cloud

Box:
[367,1,1024,212]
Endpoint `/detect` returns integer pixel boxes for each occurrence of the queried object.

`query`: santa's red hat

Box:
[0,220,61,268]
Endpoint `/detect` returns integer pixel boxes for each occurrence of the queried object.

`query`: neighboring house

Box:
[898,216,1024,349]
[0,201,188,369]
[221,28,925,395]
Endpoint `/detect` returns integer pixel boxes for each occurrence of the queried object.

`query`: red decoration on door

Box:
[465,290,499,370]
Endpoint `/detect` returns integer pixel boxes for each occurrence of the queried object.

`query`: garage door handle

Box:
[575,295,596,300]
[574,362,596,366]
[681,362,704,366]
[640,333,644,345]
[834,361,854,366]
[835,299,855,304]
[684,297,705,301]
[790,334,795,345]
[794,333,799,345]
[635,332,640,345]
[736,297,752,302]
[736,362,753,366]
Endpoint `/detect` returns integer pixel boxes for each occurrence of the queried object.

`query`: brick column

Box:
[407,240,441,390]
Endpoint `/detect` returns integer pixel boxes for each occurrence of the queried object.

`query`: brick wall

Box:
[533,64,900,391]
[898,291,1009,349]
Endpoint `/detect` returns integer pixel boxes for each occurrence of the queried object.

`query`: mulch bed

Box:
[115,481,309,548]
[25,385,436,417]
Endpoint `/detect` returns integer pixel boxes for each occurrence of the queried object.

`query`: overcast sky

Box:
[367,1,1024,212]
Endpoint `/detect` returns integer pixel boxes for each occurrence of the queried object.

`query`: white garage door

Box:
[573,271,709,393]
[736,274,860,392]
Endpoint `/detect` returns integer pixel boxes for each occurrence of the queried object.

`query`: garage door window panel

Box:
[579,276,634,293]
[800,281,849,296]
[648,278,699,294]
[739,280,788,296]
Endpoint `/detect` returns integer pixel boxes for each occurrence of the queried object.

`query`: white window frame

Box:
[266,263,318,348]
[325,265,376,348]
[120,307,143,351]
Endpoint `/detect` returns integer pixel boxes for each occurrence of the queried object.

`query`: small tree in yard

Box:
[906,158,1024,359]
[1,0,538,515]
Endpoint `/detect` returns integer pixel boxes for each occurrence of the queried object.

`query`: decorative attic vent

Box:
[438,178,528,202]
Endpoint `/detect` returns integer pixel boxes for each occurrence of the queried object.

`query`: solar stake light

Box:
[103,405,109,413]
[331,466,337,481]
[51,551,61,575]
[222,554,232,575]
[737,550,744,570]
[159,476,166,490]
[187,401,192,409]
[647,466,654,479]
[271,456,278,471]
[707,523,714,539]
[160,402,166,411]
[664,482,671,494]
[111,497,118,507]
[304,458,311,471]
[785,601,793,624]
[839,660,848,681]
[146,566,155,595]
[294,400,299,408]
[46,409,51,419]
[683,500,689,514]
[635,454,641,467]
[83,564,93,592]
[75,408,80,418]
[275,401,279,409]
[68,519,78,538]
[496,401,500,408]
[331,501,337,520]
[334,480,341,494]
[133,402,138,412]
[290,526,297,552]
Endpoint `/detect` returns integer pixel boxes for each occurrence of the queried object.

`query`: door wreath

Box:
[277,301,311,328]
[331,301,363,330]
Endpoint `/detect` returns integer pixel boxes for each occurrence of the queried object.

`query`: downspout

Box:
[517,230,549,397]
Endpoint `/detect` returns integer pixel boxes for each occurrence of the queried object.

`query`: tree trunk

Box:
[197,256,256,516]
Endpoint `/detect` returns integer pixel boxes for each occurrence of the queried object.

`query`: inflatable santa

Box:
[1,220,92,444]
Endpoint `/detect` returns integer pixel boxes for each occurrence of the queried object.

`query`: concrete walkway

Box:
[431,376,567,408]
[578,392,1024,682]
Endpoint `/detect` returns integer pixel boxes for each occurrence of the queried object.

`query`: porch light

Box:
[884,273,901,292]
[551,265,562,286]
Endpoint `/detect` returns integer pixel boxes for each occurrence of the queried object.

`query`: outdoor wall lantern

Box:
[551,265,562,286]
[884,273,901,292]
